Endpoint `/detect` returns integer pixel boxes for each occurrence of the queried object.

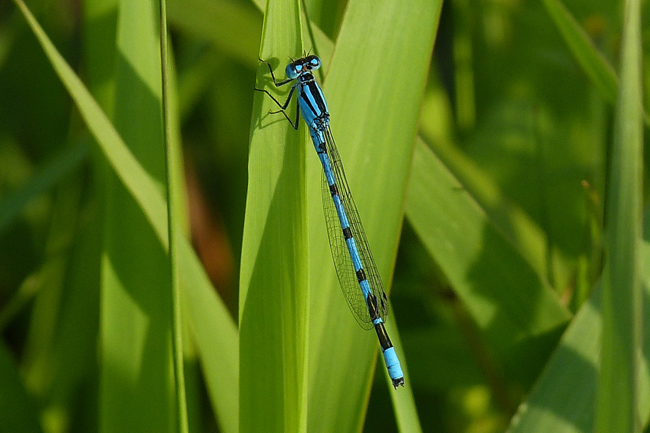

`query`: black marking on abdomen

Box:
[374,321,393,351]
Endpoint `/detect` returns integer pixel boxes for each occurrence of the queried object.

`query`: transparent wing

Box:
[321,126,389,329]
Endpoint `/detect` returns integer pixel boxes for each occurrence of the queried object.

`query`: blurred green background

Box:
[0,0,648,431]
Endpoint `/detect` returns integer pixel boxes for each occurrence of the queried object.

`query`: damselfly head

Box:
[286,55,322,79]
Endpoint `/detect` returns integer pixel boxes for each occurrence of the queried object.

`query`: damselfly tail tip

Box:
[392,377,405,389]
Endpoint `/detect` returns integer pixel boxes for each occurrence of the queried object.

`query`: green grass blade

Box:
[249,0,333,67]
[43,197,102,433]
[0,141,88,237]
[159,0,189,431]
[21,179,82,402]
[14,1,239,430]
[305,0,441,431]
[505,2,646,429]
[420,112,570,296]
[166,0,261,68]
[240,0,308,432]
[406,139,571,387]
[541,0,617,105]
[506,209,650,433]
[13,0,168,245]
[0,341,42,433]
[505,279,602,433]
[83,0,118,111]
[178,238,239,433]
[99,0,176,430]
[596,0,643,430]
[384,318,422,433]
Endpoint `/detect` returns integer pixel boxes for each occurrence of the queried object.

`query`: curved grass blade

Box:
[13,1,239,431]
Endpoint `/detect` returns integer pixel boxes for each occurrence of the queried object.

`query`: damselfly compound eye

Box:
[307,55,321,69]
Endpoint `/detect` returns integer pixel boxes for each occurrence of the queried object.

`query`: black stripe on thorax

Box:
[299,89,319,119]
[304,81,327,114]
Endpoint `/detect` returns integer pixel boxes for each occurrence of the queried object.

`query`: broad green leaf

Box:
[304,0,441,431]
[596,0,643,430]
[240,0,308,432]
[406,139,571,386]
